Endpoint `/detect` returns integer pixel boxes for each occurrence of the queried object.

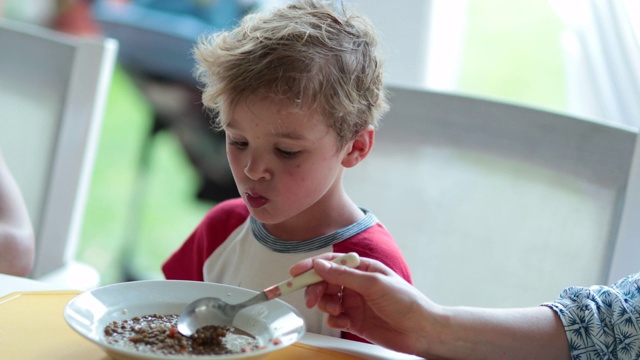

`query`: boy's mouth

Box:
[245,193,268,208]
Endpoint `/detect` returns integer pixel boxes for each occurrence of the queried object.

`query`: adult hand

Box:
[290,253,438,356]
[292,253,572,360]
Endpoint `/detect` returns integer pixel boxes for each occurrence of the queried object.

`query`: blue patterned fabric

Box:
[543,273,640,360]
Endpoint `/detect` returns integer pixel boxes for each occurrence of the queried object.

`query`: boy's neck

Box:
[261,199,364,241]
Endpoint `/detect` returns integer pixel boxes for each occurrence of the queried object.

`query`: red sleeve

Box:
[333,223,412,283]
[333,223,413,343]
[162,198,249,281]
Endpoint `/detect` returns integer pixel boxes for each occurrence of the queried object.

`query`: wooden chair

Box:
[344,86,640,307]
[0,19,118,289]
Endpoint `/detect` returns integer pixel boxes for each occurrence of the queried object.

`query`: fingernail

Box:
[327,299,341,315]
[332,316,350,329]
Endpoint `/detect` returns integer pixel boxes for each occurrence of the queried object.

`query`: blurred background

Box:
[1,0,637,286]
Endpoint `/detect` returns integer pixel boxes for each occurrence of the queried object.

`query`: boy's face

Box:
[224,95,353,237]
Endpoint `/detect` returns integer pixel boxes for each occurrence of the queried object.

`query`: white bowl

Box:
[64,280,305,360]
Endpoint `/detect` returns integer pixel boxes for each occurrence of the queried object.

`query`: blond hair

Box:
[193,0,389,147]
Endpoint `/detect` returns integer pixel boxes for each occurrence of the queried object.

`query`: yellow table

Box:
[0,291,362,360]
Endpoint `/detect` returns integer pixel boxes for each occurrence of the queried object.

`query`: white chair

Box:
[344,86,640,307]
[0,19,118,289]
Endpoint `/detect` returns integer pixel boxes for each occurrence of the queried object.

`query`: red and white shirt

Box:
[163,198,412,341]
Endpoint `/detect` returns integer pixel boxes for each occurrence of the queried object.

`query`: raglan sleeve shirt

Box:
[543,272,640,360]
[162,199,413,343]
[162,199,250,281]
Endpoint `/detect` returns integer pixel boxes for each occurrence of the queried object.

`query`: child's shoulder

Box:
[343,223,395,246]
[204,197,249,222]
[334,223,413,283]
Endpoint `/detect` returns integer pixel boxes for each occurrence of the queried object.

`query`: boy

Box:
[162,0,412,341]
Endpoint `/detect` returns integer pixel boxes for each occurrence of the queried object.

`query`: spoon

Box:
[177,252,360,336]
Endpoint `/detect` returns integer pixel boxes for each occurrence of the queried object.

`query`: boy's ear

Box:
[342,125,375,168]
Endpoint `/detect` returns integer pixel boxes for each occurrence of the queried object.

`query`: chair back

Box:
[0,19,118,287]
[344,86,640,307]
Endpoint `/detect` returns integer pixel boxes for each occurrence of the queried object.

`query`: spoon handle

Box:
[263,252,360,299]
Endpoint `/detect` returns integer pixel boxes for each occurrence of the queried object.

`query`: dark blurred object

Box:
[93,0,253,203]
[93,0,249,85]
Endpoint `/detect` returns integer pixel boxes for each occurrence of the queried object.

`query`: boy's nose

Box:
[244,156,271,181]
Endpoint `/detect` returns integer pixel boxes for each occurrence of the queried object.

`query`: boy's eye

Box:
[228,140,248,149]
[277,148,300,158]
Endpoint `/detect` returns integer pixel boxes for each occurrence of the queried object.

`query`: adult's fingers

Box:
[289,252,342,276]
[291,253,350,309]
[311,258,393,296]
[291,253,399,308]
[303,279,328,308]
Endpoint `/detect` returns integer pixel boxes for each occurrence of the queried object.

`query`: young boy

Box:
[162,0,412,341]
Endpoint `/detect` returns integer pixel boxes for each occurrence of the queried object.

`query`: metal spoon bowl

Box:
[177,252,360,336]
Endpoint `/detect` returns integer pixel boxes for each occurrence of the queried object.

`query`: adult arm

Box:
[0,151,35,276]
[291,253,571,360]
